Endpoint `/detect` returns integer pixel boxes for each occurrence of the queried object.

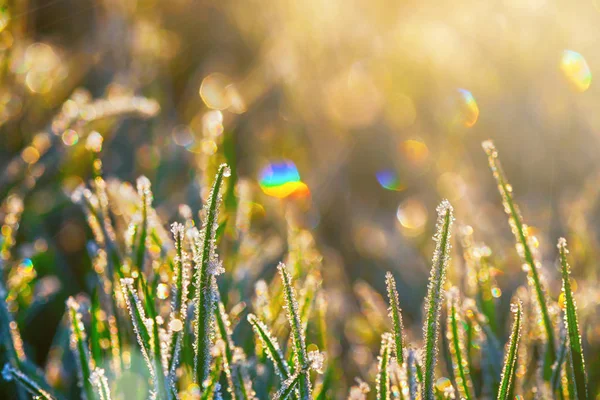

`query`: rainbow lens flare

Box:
[561,50,592,92]
[457,89,479,127]
[259,161,310,198]
[376,169,405,191]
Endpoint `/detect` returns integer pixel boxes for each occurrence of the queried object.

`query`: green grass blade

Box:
[200,357,223,400]
[422,200,454,400]
[67,297,96,400]
[216,300,250,400]
[482,140,556,379]
[496,300,522,400]
[90,289,103,369]
[90,368,112,400]
[193,163,230,385]
[552,329,568,396]
[134,176,152,271]
[275,371,303,400]
[557,238,588,400]
[167,222,190,381]
[120,278,156,395]
[385,272,405,365]
[446,288,474,400]
[376,333,391,400]
[0,282,25,365]
[247,313,290,380]
[140,276,169,400]
[278,262,311,400]
[2,363,55,400]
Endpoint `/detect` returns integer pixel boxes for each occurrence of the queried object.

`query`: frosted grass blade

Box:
[482,140,555,379]
[167,222,190,381]
[278,262,311,399]
[275,371,303,400]
[247,313,290,380]
[496,301,522,400]
[376,334,391,400]
[446,288,474,400]
[90,368,112,400]
[557,238,588,400]
[67,297,95,400]
[422,200,454,400]
[2,364,55,400]
[385,272,405,365]
[216,300,250,400]
[193,164,230,384]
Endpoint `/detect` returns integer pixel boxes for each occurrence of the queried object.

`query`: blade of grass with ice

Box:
[496,301,522,400]
[216,300,250,400]
[193,164,230,385]
[407,349,419,400]
[422,200,454,400]
[446,288,474,400]
[482,140,555,379]
[2,364,55,400]
[557,238,588,400]
[386,272,405,365]
[140,276,169,400]
[376,334,391,400]
[67,297,95,400]
[248,313,290,380]
[90,368,112,400]
[120,278,156,397]
[278,262,311,399]
[275,371,304,400]
[167,222,190,380]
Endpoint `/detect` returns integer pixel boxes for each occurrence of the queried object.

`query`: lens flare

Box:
[560,50,592,92]
[457,89,479,127]
[259,160,310,198]
[375,170,405,191]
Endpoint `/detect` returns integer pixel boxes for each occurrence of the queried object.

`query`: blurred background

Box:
[2,0,600,395]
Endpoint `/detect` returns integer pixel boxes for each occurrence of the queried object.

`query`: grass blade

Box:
[134,176,152,272]
[422,200,454,400]
[167,222,190,381]
[446,288,474,400]
[385,272,405,365]
[140,276,169,400]
[406,349,419,400]
[482,140,556,379]
[2,363,55,400]
[193,163,230,385]
[557,238,588,400]
[496,301,522,400]
[120,278,156,396]
[216,300,250,400]
[247,313,290,380]
[376,333,391,400]
[275,371,303,400]
[90,368,112,400]
[67,297,96,400]
[278,262,311,399]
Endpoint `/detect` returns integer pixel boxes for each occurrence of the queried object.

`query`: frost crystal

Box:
[308,351,325,374]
